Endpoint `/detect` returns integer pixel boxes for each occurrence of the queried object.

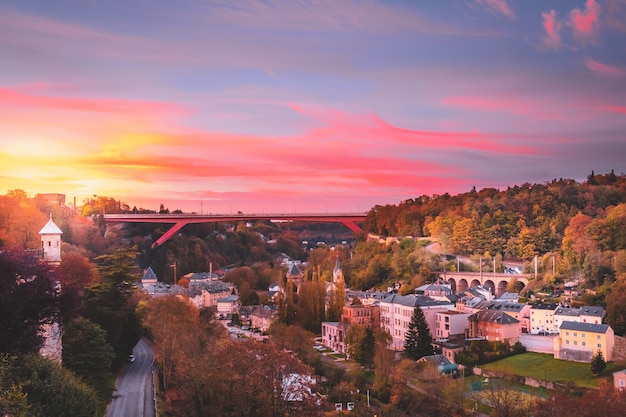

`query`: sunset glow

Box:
[0,0,624,213]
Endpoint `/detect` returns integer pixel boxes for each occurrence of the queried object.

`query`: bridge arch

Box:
[448,278,457,293]
[496,280,508,297]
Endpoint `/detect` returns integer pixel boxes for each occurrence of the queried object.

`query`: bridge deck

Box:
[103,213,367,248]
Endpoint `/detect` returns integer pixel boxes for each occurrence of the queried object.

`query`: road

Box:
[105,338,155,417]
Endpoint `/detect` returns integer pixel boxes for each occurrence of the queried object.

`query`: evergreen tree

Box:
[591,350,607,375]
[404,306,434,360]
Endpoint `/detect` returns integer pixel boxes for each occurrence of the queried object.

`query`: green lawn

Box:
[481,352,626,388]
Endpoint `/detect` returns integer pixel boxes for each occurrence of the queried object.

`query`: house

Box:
[613,369,626,390]
[250,306,278,332]
[341,300,380,331]
[553,306,605,333]
[379,294,454,351]
[187,281,234,308]
[216,294,240,317]
[554,321,615,362]
[418,354,459,376]
[142,267,158,286]
[321,322,349,353]
[441,343,465,364]
[415,281,453,301]
[529,303,559,334]
[467,310,520,344]
[434,310,471,341]
[497,302,531,334]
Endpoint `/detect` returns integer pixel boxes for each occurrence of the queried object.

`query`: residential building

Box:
[415,281,453,301]
[141,267,158,286]
[553,306,605,333]
[321,322,348,354]
[379,294,453,351]
[341,301,380,331]
[467,310,520,344]
[417,354,459,376]
[613,369,626,390]
[529,303,558,334]
[188,281,234,308]
[217,295,240,317]
[250,306,278,332]
[554,321,614,362]
[434,310,471,341]
[441,343,465,364]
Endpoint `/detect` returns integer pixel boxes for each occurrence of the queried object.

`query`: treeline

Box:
[364,172,626,255]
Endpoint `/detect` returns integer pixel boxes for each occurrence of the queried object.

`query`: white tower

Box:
[39,215,63,263]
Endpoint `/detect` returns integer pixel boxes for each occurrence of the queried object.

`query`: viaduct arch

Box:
[441,272,531,298]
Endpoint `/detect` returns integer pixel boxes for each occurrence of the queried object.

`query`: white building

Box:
[39,216,62,264]
[379,294,453,351]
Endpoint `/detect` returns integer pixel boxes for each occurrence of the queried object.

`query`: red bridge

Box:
[103,213,367,248]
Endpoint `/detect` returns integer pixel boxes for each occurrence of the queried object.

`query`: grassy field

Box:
[481,352,626,388]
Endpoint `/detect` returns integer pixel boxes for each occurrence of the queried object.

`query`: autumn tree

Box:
[142,296,201,390]
[404,306,434,360]
[344,325,375,367]
[373,329,394,398]
[605,278,626,335]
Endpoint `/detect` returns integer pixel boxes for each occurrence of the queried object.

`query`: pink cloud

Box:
[0,87,187,116]
[568,0,601,44]
[605,105,626,114]
[585,59,626,77]
[474,0,515,19]
[541,10,562,50]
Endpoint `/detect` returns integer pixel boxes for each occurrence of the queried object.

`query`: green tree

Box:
[404,306,434,360]
[1,354,97,417]
[0,249,59,354]
[591,350,607,375]
[62,317,115,398]
[82,247,142,366]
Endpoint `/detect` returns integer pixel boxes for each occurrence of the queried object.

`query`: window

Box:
[582,342,586,347]
[574,341,577,346]
[598,344,602,349]
[574,332,577,337]
[582,333,585,338]
[566,331,569,336]
[620,380,625,387]
[566,340,569,345]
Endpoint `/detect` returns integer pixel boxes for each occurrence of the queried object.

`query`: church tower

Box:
[39,215,63,264]
[333,255,344,284]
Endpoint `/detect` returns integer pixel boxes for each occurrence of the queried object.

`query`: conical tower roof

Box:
[39,216,63,235]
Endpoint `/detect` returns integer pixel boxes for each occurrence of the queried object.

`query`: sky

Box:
[1,0,625,214]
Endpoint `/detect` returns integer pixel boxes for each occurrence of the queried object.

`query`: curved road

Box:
[106,338,155,417]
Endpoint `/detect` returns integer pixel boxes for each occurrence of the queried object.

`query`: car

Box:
[128,354,136,363]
